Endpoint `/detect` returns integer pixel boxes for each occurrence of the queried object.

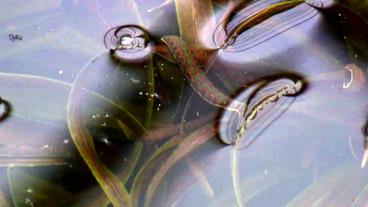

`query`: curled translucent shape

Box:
[104,25,151,61]
[218,78,303,148]
[213,0,322,52]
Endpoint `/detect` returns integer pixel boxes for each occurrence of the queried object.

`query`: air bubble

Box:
[104,25,148,51]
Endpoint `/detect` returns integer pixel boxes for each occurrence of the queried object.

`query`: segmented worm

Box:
[161,36,244,112]
[233,80,303,145]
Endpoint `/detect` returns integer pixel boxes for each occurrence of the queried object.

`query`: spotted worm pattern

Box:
[161,36,241,110]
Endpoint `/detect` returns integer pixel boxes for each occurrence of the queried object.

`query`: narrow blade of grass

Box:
[144,124,216,207]
[67,53,132,207]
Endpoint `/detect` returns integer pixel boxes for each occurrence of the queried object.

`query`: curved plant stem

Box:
[175,0,216,47]
[131,134,183,206]
[144,54,155,129]
[67,52,132,207]
[0,72,146,132]
[143,114,213,142]
[231,146,244,207]
[144,124,216,207]
[0,171,11,207]
[186,158,216,206]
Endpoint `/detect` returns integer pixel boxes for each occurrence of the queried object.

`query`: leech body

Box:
[224,0,305,47]
[161,35,245,113]
[160,36,304,147]
[234,81,303,144]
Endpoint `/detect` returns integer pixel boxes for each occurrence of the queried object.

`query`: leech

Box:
[233,81,302,144]
[161,36,246,114]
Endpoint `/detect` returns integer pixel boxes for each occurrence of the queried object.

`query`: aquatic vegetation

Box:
[1,0,368,206]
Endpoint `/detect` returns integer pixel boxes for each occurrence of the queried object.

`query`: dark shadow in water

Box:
[361,119,368,149]
[304,6,368,156]
[314,2,368,64]
[0,97,12,122]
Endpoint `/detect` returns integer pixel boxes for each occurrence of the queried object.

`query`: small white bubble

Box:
[51,28,56,32]
[118,36,134,49]
[170,77,174,80]
[354,54,359,58]
[104,113,110,118]
[139,91,143,95]
[26,188,33,193]
[102,122,107,127]
[92,115,97,119]
[102,137,110,145]
[264,170,268,175]
[58,70,63,75]
[63,139,69,144]
[196,112,200,117]
[338,13,342,16]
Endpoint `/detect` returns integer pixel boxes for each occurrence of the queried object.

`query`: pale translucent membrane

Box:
[219,78,302,148]
[213,0,322,52]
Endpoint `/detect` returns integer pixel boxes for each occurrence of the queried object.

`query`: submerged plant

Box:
[1,0,368,206]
